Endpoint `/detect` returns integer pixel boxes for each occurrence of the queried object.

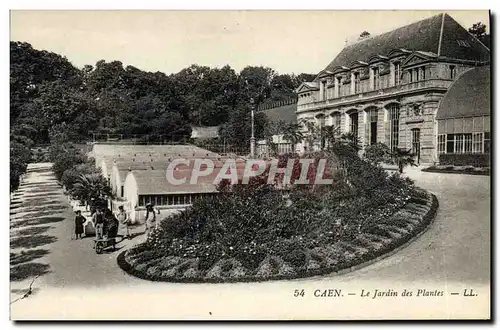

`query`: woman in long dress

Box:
[115,205,130,240]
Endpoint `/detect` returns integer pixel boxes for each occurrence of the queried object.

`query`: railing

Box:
[297,79,453,112]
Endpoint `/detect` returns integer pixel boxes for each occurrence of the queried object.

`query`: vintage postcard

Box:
[9,9,491,320]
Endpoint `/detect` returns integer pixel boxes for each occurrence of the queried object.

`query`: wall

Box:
[297,91,317,105]
[433,62,472,80]
[131,206,184,224]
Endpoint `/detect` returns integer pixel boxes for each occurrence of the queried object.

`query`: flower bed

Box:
[117,149,439,283]
[118,191,438,283]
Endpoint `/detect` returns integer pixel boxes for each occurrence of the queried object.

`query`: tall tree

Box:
[358,31,371,40]
[469,22,490,48]
[282,123,304,153]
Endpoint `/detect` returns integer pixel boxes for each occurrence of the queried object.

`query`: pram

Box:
[93,219,119,254]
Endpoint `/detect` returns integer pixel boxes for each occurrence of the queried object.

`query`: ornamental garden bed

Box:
[117,147,440,283]
[422,165,490,176]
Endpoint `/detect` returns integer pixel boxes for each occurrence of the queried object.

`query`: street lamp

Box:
[249,97,255,158]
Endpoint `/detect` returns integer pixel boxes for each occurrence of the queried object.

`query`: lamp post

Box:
[250,97,255,158]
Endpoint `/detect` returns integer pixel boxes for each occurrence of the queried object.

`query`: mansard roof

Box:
[436,66,490,120]
[323,13,490,72]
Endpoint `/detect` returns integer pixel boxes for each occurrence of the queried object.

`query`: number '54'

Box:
[294,289,305,297]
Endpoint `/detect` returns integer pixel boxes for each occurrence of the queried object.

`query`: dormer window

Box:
[394,62,401,85]
[335,76,342,98]
[457,40,471,48]
[354,72,361,94]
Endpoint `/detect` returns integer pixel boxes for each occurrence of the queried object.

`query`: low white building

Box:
[122,168,219,223]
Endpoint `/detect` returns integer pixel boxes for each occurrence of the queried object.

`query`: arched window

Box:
[315,114,326,150]
[347,110,359,139]
[365,107,378,145]
[315,113,325,128]
[411,128,421,163]
[386,103,400,151]
[330,112,341,129]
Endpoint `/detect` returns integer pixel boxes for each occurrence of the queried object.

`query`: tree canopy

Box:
[10,41,314,146]
[10,41,315,190]
[468,22,490,49]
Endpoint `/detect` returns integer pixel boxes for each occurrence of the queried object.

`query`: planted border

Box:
[117,192,439,283]
[422,166,490,176]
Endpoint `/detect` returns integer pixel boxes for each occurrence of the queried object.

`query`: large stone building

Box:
[295,13,490,164]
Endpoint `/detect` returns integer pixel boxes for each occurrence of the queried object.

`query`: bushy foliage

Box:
[11,41,315,145]
[144,148,419,274]
[439,153,490,167]
[48,138,111,208]
[61,162,102,192]
[364,143,394,165]
[10,134,33,192]
[69,173,113,210]
[49,142,86,181]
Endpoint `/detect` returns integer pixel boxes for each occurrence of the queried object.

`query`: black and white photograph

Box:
[8,8,491,320]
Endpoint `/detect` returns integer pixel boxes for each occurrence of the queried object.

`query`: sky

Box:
[10,10,490,75]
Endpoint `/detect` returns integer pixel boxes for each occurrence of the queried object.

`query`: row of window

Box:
[317,64,458,100]
[137,193,216,207]
[437,133,490,154]
[326,63,401,100]
[310,104,402,151]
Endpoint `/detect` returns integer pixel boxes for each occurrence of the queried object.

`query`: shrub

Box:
[271,237,308,268]
[10,134,34,192]
[61,162,102,191]
[439,153,490,167]
[49,142,86,181]
[364,143,394,165]
[122,146,427,282]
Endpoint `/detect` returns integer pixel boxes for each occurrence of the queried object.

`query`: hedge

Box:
[439,153,490,167]
[117,193,439,283]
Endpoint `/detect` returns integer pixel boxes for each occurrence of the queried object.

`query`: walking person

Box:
[93,208,105,240]
[104,208,119,239]
[74,210,86,239]
[144,203,160,237]
[115,205,131,240]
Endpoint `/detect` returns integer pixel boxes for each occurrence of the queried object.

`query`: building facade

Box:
[295,13,490,164]
[435,66,490,166]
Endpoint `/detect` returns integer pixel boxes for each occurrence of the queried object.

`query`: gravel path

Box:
[10,163,490,320]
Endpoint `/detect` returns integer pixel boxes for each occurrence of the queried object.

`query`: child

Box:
[74,210,86,239]
[93,208,105,239]
[144,203,160,237]
[103,209,118,239]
